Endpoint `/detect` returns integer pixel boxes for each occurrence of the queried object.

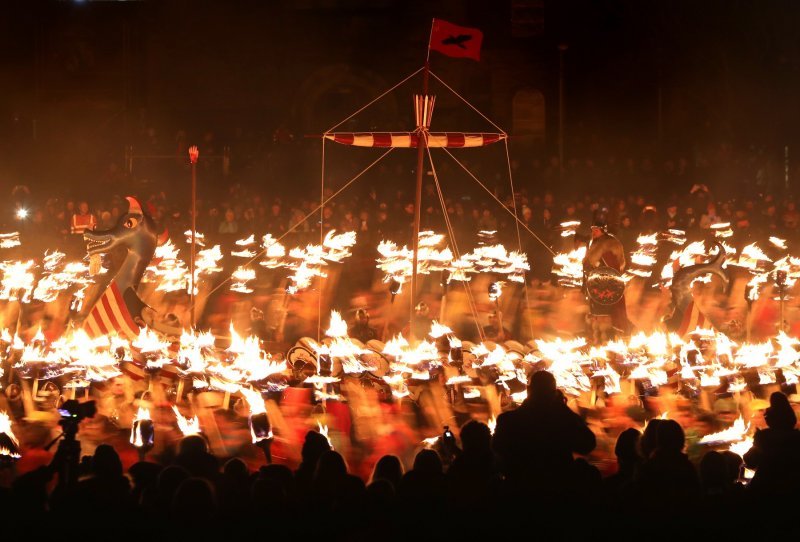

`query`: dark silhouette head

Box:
[172,477,217,519]
[641,418,663,458]
[92,443,123,478]
[614,428,642,466]
[765,392,797,430]
[528,370,558,403]
[223,457,249,479]
[720,451,743,483]
[460,420,492,456]
[315,450,348,482]
[178,434,209,456]
[301,430,332,467]
[699,450,727,490]
[251,477,287,508]
[366,478,395,502]
[371,455,404,489]
[412,449,443,476]
[157,466,190,509]
[656,419,685,454]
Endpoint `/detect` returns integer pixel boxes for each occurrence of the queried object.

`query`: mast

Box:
[410,25,435,341]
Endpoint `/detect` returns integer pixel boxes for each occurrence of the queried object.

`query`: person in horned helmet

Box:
[582,209,632,342]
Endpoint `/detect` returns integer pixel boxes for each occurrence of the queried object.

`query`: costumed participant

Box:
[350,308,377,344]
[582,212,631,342]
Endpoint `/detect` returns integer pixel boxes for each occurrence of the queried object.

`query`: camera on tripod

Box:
[58,399,97,438]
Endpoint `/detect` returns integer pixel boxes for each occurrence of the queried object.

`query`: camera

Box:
[58,399,97,438]
[441,425,457,452]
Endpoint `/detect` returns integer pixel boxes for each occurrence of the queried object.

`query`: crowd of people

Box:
[1,136,800,531]
[1,371,798,534]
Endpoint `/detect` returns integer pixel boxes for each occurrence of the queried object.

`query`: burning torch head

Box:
[248,412,272,443]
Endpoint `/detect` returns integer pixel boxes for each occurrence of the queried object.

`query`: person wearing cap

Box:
[583,211,632,338]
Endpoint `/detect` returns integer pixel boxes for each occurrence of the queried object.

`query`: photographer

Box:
[492,371,596,498]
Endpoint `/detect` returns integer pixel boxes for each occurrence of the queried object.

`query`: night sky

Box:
[1,0,799,190]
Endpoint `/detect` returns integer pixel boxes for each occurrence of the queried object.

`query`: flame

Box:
[0,411,19,448]
[488,416,497,435]
[240,387,266,416]
[325,311,348,338]
[770,237,787,249]
[429,320,452,339]
[317,421,333,448]
[699,415,749,444]
[728,436,754,458]
[230,266,256,293]
[552,246,587,287]
[132,327,171,354]
[130,406,152,448]
[0,260,35,302]
[0,232,21,249]
[172,406,201,436]
[183,230,206,247]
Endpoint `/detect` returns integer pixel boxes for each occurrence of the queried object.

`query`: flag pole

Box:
[410,21,434,341]
[189,146,199,329]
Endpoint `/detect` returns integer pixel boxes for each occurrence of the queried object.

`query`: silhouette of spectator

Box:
[218,458,251,520]
[744,391,800,497]
[294,430,331,497]
[369,454,403,491]
[603,428,641,501]
[399,449,445,510]
[173,435,219,481]
[68,444,132,520]
[635,419,700,507]
[153,465,189,520]
[127,461,162,510]
[312,450,365,513]
[250,464,295,533]
[446,420,498,506]
[640,418,662,459]
[171,477,217,521]
[492,370,596,496]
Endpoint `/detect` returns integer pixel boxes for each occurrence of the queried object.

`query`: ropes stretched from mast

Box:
[438,146,556,256]
[324,67,425,134]
[423,132,485,341]
[190,148,396,306]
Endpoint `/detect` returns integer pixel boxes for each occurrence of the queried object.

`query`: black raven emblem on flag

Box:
[442,34,473,49]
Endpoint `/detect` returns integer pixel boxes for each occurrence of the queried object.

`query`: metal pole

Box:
[558,43,567,182]
[785,145,789,192]
[189,146,199,328]
[410,65,430,342]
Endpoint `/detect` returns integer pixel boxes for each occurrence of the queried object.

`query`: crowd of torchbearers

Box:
[0,182,798,533]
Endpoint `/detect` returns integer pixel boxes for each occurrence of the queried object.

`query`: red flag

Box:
[429,19,483,61]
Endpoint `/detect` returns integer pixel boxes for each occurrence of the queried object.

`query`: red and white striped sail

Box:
[324,132,504,148]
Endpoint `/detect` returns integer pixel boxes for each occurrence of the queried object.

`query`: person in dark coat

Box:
[744,391,800,497]
[492,370,596,497]
[635,419,700,507]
